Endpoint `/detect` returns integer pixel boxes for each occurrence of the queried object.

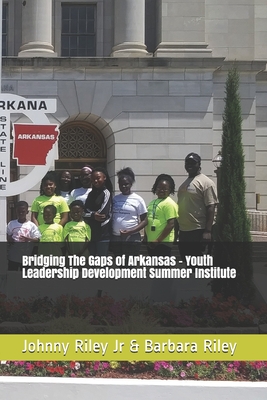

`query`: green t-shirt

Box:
[145,197,178,242]
[38,223,63,256]
[63,221,91,242]
[63,221,91,256]
[39,223,63,242]
[31,195,69,225]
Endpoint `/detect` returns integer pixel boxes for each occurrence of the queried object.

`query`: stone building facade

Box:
[2,0,267,214]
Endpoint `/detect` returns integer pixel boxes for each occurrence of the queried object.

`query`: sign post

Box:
[0,95,58,239]
[0,94,58,299]
[0,0,5,243]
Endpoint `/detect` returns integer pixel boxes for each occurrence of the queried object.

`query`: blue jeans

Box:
[111,233,141,256]
[89,240,110,256]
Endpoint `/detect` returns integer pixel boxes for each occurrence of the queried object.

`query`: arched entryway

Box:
[55,114,108,186]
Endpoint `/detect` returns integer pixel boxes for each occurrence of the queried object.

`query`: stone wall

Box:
[3,57,266,210]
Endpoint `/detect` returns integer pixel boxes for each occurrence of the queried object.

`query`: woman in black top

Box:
[84,167,113,256]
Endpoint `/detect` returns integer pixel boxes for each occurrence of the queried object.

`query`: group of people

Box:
[6,153,218,270]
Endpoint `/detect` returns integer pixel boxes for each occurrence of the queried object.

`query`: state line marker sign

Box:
[13,124,59,166]
[0,93,58,244]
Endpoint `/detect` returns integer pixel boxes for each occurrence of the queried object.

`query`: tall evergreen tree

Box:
[212,68,253,302]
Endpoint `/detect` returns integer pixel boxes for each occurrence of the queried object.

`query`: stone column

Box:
[155,0,212,57]
[18,0,57,57]
[111,0,149,57]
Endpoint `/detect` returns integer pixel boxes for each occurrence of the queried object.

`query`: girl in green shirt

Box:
[145,174,178,256]
[31,171,69,227]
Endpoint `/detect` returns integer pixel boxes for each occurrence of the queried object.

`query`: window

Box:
[61,4,96,57]
[55,120,106,182]
[2,3,8,56]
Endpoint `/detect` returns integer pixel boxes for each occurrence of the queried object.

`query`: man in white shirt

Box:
[68,166,92,204]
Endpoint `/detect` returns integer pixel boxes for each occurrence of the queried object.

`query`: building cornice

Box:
[2,57,227,70]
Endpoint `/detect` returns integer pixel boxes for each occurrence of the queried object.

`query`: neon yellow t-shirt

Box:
[39,223,63,242]
[63,221,91,256]
[145,197,178,242]
[38,223,63,256]
[31,195,69,225]
[63,221,91,242]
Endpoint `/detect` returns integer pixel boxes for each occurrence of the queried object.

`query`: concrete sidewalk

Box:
[0,377,267,400]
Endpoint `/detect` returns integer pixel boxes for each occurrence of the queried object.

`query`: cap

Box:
[185,152,201,163]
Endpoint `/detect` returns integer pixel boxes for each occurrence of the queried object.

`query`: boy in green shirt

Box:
[38,204,64,256]
[63,200,91,256]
